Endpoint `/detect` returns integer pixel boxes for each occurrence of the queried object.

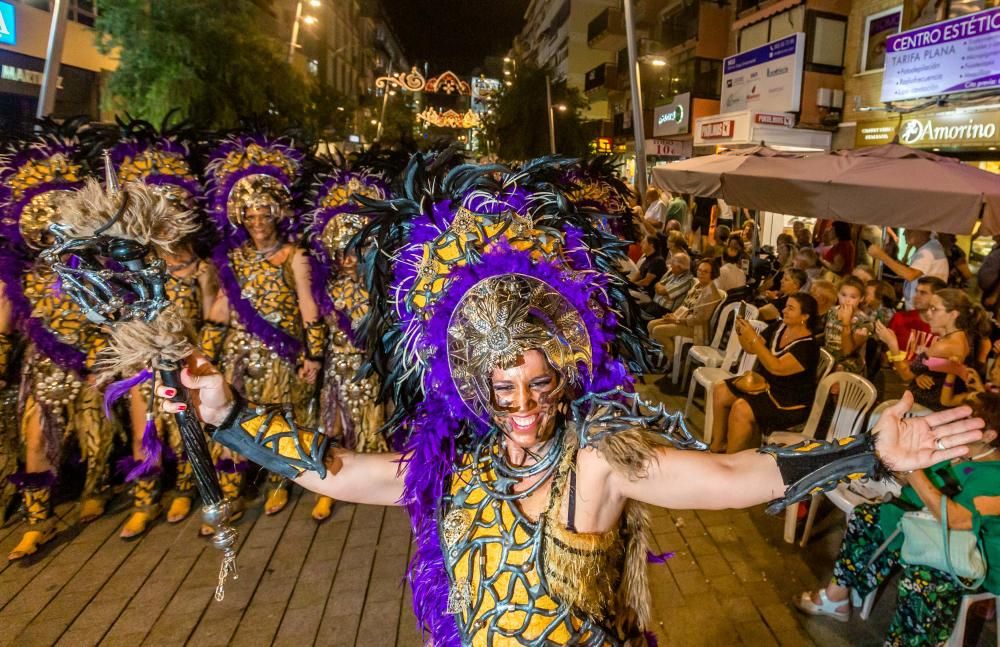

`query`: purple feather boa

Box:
[116,455,161,481]
[212,243,303,364]
[0,257,87,374]
[646,550,676,564]
[103,368,153,418]
[7,470,56,489]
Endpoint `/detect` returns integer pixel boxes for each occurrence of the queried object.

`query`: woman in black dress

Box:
[710,293,821,453]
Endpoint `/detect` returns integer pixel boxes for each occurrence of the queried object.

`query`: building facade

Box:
[0,0,116,135]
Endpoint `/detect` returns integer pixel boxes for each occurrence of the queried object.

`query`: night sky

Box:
[382,0,530,75]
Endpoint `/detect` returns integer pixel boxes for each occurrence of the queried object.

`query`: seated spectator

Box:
[795,392,1000,645]
[646,252,695,317]
[876,288,986,410]
[851,264,876,285]
[823,276,871,374]
[758,268,807,322]
[868,229,948,310]
[714,237,748,292]
[667,230,691,258]
[648,260,725,383]
[740,220,757,249]
[642,187,666,231]
[938,233,973,289]
[628,235,668,303]
[665,219,682,234]
[704,224,730,260]
[978,234,1000,308]
[710,293,821,453]
[793,247,823,287]
[820,221,856,277]
[808,279,838,344]
[815,226,836,258]
[665,191,689,230]
[864,279,897,325]
[795,226,813,249]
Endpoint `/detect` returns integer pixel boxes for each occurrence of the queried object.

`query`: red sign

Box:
[754,112,794,127]
[700,120,735,140]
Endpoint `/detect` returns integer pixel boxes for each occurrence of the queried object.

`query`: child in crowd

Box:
[824,276,872,373]
[864,280,896,326]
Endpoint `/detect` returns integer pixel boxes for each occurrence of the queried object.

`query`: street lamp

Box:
[288,0,320,64]
[545,75,569,155]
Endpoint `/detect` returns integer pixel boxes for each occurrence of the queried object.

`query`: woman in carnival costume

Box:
[303,158,392,521]
[107,123,220,538]
[157,157,984,645]
[0,127,115,560]
[200,135,321,525]
[0,235,19,524]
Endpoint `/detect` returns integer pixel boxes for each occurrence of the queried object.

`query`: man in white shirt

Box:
[869,230,948,310]
[642,188,667,234]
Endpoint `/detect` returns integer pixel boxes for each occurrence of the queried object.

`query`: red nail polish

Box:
[164,388,176,397]
[177,404,187,411]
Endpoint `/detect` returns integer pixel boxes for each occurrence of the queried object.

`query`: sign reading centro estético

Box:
[881,7,1000,102]
[855,109,1000,148]
[0,1,15,46]
[653,92,690,137]
[721,33,805,114]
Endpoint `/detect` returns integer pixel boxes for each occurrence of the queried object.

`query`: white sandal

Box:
[794,590,850,623]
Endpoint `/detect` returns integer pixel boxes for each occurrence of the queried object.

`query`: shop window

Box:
[738,20,769,52]
[860,6,902,72]
[806,12,846,71]
[738,6,804,51]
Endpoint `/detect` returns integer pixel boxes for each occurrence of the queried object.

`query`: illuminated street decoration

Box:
[375,67,472,95]
[416,108,481,129]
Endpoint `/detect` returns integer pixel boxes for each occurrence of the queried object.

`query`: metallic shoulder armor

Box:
[207,390,334,480]
[572,389,707,452]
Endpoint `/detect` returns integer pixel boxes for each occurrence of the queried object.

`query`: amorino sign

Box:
[855,109,1000,149]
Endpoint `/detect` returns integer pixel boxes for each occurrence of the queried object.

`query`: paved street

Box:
[0,383,994,646]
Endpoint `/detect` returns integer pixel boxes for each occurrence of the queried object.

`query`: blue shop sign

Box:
[0,1,15,46]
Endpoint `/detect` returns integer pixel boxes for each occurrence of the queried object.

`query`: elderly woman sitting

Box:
[709,293,821,453]
[648,260,724,380]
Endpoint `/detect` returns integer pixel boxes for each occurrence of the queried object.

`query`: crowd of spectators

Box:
[629,190,1000,645]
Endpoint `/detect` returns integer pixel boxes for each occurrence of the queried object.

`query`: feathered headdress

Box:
[355,154,654,644]
[108,115,203,211]
[204,134,303,239]
[563,155,637,240]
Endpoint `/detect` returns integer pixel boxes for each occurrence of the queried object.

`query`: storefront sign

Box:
[653,92,690,137]
[855,109,1000,148]
[881,6,1000,102]
[645,139,692,157]
[470,77,500,113]
[591,137,613,153]
[700,119,735,140]
[754,112,795,127]
[0,1,14,46]
[721,33,805,114]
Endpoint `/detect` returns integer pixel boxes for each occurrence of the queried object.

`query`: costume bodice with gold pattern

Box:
[326,274,367,353]
[23,265,96,349]
[228,243,302,339]
[441,430,637,646]
[165,262,206,331]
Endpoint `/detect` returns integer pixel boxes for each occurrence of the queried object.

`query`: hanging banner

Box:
[720,33,805,114]
[881,7,1000,102]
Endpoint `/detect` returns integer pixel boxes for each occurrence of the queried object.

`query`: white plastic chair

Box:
[765,372,878,544]
[817,347,834,382]
[696,321,768,445]
[681,301,758,388]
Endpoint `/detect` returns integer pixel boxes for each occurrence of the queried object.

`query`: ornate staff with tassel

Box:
[40,152,238,600]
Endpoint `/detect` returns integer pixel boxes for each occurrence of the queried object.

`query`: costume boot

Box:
[201,460,246,537]
[312,495,335,522]
[8,472,57,561]
[120,476,162,539]
[167,458,194,523]
[264,472,289,515]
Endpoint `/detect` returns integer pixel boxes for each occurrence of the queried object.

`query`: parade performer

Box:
[142,157,980,646]
[304,159,390,521]
[0,130,114,560]
[109,126,219,538]
[201,135,320,523]
[0,247,19,524]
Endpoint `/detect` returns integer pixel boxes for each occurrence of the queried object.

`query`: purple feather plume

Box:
[646,550,676,564]
[102,368,153,419]
[7,470,56,489]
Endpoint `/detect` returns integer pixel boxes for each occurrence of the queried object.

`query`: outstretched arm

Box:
[613,392,983,513]
[160,354,405,507]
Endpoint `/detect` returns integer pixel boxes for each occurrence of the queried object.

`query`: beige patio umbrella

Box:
[649,145,807,199]
[720,144,1000,235]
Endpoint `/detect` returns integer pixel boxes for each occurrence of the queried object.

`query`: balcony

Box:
[584,63,620,95]
[588,7,627,51]
[660,2,700,51]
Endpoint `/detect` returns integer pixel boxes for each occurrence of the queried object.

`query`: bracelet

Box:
[885,350,906,363]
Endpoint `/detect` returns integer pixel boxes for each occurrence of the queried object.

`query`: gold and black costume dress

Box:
[19,265,111,498]
[219,244,312,422]
[322,275,385,452]
[0,330,20,521]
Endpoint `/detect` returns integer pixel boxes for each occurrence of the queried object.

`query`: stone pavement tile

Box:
[666,551,699,575]
[54,626,102,647]
[774,626,816,647]
[741,581,784,608]
[709,573,746,598]
[720,595,763,625]
[728,559,767,584]
[684,534,723,558]
[706,523,740,544]
[734,620,780,647]
[357,598,403,644]
[695,554,733,578]
[671,569,712,596]
[96,632,149,647]
[695,509,733,526]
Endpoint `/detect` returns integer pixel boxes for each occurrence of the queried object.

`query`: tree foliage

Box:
[95,0,347,136]
[482,64,589,161]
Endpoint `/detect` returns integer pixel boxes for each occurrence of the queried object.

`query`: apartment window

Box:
[910,0,999,28]
[860,6,902,72]
[807,12,847,70]
[738,6,803,52]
